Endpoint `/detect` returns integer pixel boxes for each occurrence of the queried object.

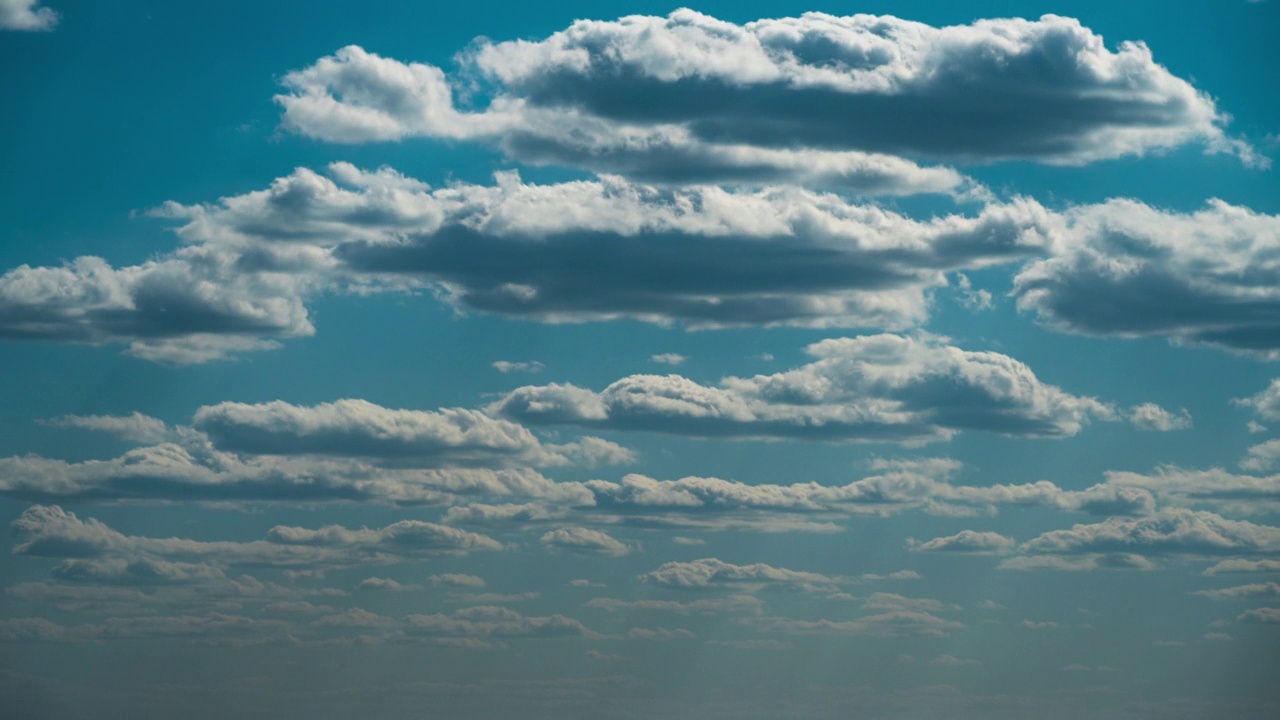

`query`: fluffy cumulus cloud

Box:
[539,526,631,556]
[0,249,314,363]
[275,46,974,196]
[493,333,1123,444]
[1014,200,1280,357]
[1234,380,1280,420]
[0,0,57,30]
[1241,440,1280,472]
[0,164,1062,361]
[1128,403,1192,431]
[1019,509,1280,558]
[276,11,1258,187]
[909,530,1017,554]
[170,164,1053,330]
[1099,466,1280,514]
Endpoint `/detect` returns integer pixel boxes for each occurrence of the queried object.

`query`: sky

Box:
[2,1,1280,718]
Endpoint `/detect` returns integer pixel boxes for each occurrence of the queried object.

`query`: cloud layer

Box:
[276,11,1258,184]
[493,333,1130,443]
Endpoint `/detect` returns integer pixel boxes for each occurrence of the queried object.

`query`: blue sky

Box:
[2,1,1279,718]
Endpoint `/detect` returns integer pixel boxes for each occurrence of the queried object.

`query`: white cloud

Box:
[42,412,178,444]
[1192,582,1280,600]
[192,398,600,468]
[0,0,56,30]
[158,164,1053,332]
[494,334,1119,444]
[1237,608,1280,624]
[11,504,503,571]
[1234,380,1280,420]
[275,45,975,196]
[1014,200,1280,357]
[404,606,596,639]
[1128,403,1193,432]
[277,11,1257,182]
[1204,559,1280,575]
[650,353,686,366]
[1099,466,1280,514]
[429,574,486,588]
[0,440,589,506]
[493,360,545,374]
[1019,509,1280,558]
[626,627,695,641]
[356,577,415,592]
[755,610,963,638]
[1240,439,1280,472]
[540,527,631,556]
[639,558,842,592]
[583,462,1153,529]
[0,252,313,363]
[909,530,1016,554]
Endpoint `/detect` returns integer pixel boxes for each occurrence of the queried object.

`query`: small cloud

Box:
[429,574,486,588]
[1240,439,1280,472]
[492,360,544,374]
[1128,403,1192,431]
[754,353,775,362]
[1021,620,1059,629]
[1247,421,1268,434]
[955,274,993,311]
[541,526,632,556]
[1204,559,1280,575]
[1237,607,1280,624]
[672,536,706,546]
[860,570,922,581]
[356,577,418,592]
[909,530,1016,554]
[627,627,695,641]
[1203,632,1234,641]
[650,353,687,366]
